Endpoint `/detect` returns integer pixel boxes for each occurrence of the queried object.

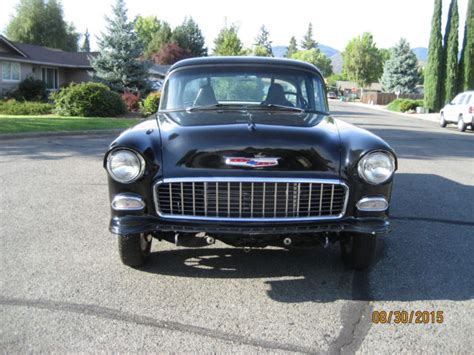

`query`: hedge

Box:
[0,100,54,115]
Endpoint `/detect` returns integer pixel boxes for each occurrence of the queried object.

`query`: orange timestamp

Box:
[372,310,444,324]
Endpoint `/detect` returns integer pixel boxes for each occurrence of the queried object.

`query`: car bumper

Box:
[109,215,391,236]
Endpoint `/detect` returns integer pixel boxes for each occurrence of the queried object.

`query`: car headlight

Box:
[106,149,145,183]
[357,151,395,185]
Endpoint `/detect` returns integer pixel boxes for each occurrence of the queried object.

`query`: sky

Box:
[0,0,469,52]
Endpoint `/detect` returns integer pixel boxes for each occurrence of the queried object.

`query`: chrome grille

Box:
[154,178,348,221]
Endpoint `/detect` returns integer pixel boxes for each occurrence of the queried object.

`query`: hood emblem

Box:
[225,154,279,168]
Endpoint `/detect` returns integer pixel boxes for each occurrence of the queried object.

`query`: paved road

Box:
[1,101,473,353]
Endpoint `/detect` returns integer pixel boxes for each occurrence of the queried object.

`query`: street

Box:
[1,101,473,353]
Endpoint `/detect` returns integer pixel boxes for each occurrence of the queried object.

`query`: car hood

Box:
[156,111,341,178]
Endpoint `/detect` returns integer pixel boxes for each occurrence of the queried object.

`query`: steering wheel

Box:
[284,91,309,109]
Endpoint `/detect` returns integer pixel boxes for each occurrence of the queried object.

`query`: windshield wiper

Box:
[185,104,226,112]
[258,104,305,113]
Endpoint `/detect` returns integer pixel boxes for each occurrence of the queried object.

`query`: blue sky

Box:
[0,0,469,51]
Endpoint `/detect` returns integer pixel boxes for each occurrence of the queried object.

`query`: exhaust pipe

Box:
[283,237,292,246]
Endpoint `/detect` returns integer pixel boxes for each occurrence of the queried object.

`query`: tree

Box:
[134,16,161,46]
[213,24,243,56]
[380,39,420,94]
[443,0,460,104]
[342,32,383,89]
[146,22,172,57]
[91,0,149,93]
[253,25,273,57]
[152,42,190,64]
[301,23,317,50]
[286,36,298,57]
[424,0,444,112]
[171,17,207,57]
[81,29,90,52]
[289,49,333,77]
[6,0,79,51]
[458,0,474,91]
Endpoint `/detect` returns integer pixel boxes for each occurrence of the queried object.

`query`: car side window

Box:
[457,95,466,105]
[465,94,472,104]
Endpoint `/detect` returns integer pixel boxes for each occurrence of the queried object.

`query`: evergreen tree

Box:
[213,24,243,56]
[7,0,79,51]
[286,36,298,57]
[424,0,443,112]
[458,0,474,91]
[380,39,420,93]
[301,23,317,50]
[443,0,460,104]
[253,25,273,57]
[91,0,149,93]
[81,29,90,52]
[172,17,207,57]
[146,22,172,57]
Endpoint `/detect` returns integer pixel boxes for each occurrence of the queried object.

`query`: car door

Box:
[445,94,461,122]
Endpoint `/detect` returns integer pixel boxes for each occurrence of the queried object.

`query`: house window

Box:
[42,68,58,90]
[2,62,21,81]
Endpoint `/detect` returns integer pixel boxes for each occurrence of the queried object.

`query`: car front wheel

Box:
[457,116,467,132]
[118,233,152,267]
[340,234,377,270]
[439,113,447,127]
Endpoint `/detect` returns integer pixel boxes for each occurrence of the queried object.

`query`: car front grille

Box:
[154,178,348,221]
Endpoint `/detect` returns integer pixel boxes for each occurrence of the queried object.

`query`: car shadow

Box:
[141,173,474,303]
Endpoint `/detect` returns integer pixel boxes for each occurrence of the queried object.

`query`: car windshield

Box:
[159,66,328,113]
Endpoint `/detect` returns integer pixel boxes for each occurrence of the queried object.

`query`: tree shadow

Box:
[141,173,474,303]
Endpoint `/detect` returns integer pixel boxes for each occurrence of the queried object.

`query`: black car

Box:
[104,57,397,270]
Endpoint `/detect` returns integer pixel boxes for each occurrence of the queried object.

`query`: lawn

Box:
[0,115,141,134]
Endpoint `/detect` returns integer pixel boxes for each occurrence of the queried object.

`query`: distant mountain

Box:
[412,47,428,63]
[318,44,340,58]
[330,53,343,74]
[272,44,341,59]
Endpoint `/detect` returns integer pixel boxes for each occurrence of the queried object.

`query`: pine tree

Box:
[253,25,273,56]
[459,0,474,91]
[91,0,149,93]
[286,36,298,57]
[443,0,460,104]
[424,0,443,112]
[381,39,420,93]
[81,29,90,52]
[172,17,207,57]
[301,23,317,50]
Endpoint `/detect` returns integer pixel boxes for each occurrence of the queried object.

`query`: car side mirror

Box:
[450,101,455,105]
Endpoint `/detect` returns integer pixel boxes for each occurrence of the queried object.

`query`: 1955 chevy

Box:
[104,57,397,270]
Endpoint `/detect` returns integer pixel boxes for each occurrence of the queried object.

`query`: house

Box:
[0,35,94,95]
[335,80,383,95]
[148,64,171,91]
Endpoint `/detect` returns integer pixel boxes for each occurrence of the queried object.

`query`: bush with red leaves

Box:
[152,42,191,65]
[121,91,141,112]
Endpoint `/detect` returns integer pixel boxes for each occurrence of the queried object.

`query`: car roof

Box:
[169,56,323,76]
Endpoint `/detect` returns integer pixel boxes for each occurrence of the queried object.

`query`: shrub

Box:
[0,99,53,115]
[52,82,126,117]
[387,99,424,113]
[122,91,141,112]
[141,91,161,115]
[17,77,48,101]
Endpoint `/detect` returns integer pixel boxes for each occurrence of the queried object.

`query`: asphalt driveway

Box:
[1,101,473,353]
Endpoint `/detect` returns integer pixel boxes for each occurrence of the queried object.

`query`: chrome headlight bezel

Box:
[357,151,396,185]
[106,148,146,184]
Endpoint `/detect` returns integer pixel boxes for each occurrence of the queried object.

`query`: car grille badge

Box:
[225,154,279,168]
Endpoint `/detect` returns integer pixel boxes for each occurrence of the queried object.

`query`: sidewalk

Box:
[345,101,439,123]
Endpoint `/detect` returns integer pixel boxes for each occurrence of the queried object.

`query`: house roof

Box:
[149,64,171,76]
[0,35,95,68]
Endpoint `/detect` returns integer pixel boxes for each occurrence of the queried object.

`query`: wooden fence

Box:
[361,92,424,106]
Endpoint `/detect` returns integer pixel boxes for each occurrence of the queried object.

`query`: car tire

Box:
[340,234,377,270]
[439,113,447,127]
[457,116,467,132]
[118,233,152,267]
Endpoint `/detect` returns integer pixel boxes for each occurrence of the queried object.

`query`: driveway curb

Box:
[0,129,124,140]
[344,101,439,123]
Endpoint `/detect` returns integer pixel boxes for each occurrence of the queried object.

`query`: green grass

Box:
[0,115,141,134]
